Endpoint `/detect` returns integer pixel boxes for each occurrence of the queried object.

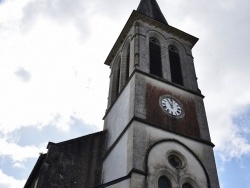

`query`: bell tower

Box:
[102,0,220,187]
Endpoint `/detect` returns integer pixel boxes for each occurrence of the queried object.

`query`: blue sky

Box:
[1,0,250,187]
[222,108,250,187]
[214,107,250,187]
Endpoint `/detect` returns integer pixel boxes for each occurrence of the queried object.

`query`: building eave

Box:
[47,130,107,149]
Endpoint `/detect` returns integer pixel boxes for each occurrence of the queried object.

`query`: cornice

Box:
[104,11,198,66]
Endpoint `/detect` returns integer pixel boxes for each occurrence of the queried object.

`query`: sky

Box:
[0,0,250,187]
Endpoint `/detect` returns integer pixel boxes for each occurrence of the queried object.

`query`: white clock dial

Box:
[161,97,183,117]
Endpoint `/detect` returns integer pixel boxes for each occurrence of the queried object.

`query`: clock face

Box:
[160,96,184,117]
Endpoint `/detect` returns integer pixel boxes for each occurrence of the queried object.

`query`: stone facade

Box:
[103,5,219,188]
[25,131,106,188]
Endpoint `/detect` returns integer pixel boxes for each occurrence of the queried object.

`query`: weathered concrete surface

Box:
[25,131,106,188]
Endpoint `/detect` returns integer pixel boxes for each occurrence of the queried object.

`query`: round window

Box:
[168,154,182,169]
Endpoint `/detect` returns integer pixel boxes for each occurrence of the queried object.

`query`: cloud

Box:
[7,116,98,147]
[215,152,250,188]
[0,0,5,5]
[0,116,98,183]
[0,137,45,163]
[21,0,91,38]
[14,67,31,82]
[1,0,250,187]
[0,12,109,134]
[0,139,45,184]
[12,162,25,169]
[218,108,250,160]
[0,169,25,188]
[0,114,98,169]
[233,108,250,136]
[161,0,250,161]
[0,155,38,180]
[92,0,137,18]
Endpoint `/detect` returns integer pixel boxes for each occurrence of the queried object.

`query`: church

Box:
[24,0,220,187]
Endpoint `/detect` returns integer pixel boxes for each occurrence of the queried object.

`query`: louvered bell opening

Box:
[150,42,163,78]
[126,45,130,81]
[115,60,121,98]
[169,50,183,85]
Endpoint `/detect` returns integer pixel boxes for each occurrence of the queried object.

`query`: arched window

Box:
[126,44,130,81]
[158,176,171,188]
[182,183,193,188]
[115,59,121,96]
[168,45,183,85]
[110,57,121,104]
[149,37,162,78]
[119,42,130,91]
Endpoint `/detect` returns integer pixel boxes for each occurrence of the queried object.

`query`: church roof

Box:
[137,0,168,24]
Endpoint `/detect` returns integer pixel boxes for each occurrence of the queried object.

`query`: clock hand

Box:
[167,98,173,108]
[170,99,174,107]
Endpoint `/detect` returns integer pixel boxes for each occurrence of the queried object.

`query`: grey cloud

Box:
[158,0,250,161]
[93,0,137,18]
[22,0,85,22]
[21,0,91,38]
[165,0,250,86]
[0,183,10,188]
[192,0,250,160]
[8,115,97,147]
[14,67,31,83]
[20,0,138,38]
